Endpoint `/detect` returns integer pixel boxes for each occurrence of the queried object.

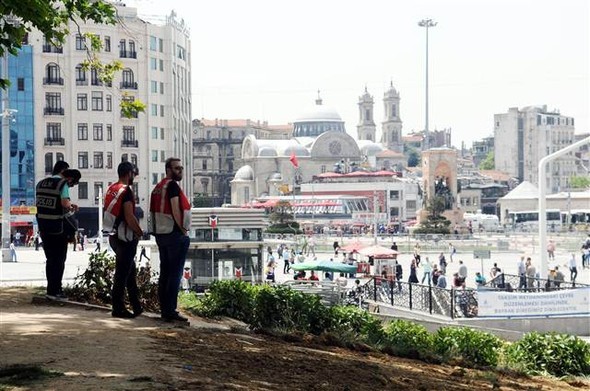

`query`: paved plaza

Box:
[1,234,589,289]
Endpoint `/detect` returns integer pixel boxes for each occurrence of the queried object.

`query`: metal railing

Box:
[485,273,589,292]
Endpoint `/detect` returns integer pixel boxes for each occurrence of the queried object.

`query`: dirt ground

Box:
[0,287,588,391]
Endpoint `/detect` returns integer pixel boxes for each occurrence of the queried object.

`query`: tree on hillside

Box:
[479,151,495,170]
[407,149,420,167]
[0,0,116,89]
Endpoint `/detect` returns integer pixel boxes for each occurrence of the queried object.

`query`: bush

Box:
[200,280,257,323]
[504,332,590,376]
[382,319,433,360]
[433,327,503,368]
[326,306,385,346]
[251,285,328,334]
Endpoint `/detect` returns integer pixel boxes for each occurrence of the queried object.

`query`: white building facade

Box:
[31,4,192,232]
[494,105,576,193]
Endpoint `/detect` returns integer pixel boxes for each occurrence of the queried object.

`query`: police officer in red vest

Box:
[104,162,144,318]
[150,157,191,322]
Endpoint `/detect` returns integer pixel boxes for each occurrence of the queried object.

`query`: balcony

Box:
[120,81,138,90]
[119,50,137,59]
[42,45,63,54]
[44,107,64,115]
[76,79,88,86]
[121,139,138,148]
[120,110,138,119]
[91,79,112,87]
[44,137,65,146]
[43,77,64,85]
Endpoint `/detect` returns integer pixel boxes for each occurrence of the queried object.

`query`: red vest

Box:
[150,178,191,234]
[104,183,135,241]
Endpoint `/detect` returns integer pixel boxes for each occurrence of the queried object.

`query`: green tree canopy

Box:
[479,151,495,170]
[407,149,420,167]
[569,175,590,189]
[0,0,116,88]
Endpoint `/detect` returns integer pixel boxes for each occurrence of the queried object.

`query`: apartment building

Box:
[30,4,191,233]
[494,105,576,193]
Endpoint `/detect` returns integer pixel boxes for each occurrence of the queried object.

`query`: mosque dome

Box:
[283,144,310,157]
[234,165,254,181]
[293,93,346,137]
[360,143,385,156]
[258,147,278,157]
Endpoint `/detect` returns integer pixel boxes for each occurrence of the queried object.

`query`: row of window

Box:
[43,63,135,86]
[45,123,136,143]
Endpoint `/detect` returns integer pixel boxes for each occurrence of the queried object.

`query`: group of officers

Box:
[35,158,191,322]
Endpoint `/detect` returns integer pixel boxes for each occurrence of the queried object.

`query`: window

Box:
[46,122,61,140]
[150,80,158,93]
[159,59,164,71]
[158,38,163,52]
[106,94,112,112]
[160,105,164,117]
[128,40,135,56]
[151,104,157,116]
[177,45,186,60]
[123,126,135,141]
[202,160,207,170]
[121,153,128,162]
[119,39,126,53]
[152,173,158,185]
[122,68,134,87]
[104,36,111,52]
[91,68,101,85]
[149,36,157,51]
[321,165,326,173]
[75,64,86,84]
[75,34,86,50]
[150,57,157,70]
[45,63,60,83]
[91,91,103,111]
[160,82,164,94]
[56,152,64,162]
[77,123,88,140]
[160,128,164,139]
[78,152,88,169]
[78,182,88,199]
[93,123,103,140]
[160,150,165,162]
[45,92,61,109]
[151,150,158,162]
[77,94,87,110]
[406,200,417,210]
[130,154,137,166]
[93,152,103,169]
[151,126,158,139]
[17,78,24,91]
[390,191,400,200]
[106,152,112,169]
[44,153,53,173]
[106,124,112,141]
[94,183,103,205]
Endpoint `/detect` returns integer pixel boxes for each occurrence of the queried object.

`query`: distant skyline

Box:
[129,0,589,147]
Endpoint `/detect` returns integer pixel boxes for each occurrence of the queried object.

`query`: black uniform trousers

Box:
[41,233,69,295]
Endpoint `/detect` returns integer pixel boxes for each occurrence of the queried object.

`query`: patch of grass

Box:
[0,364,63,387]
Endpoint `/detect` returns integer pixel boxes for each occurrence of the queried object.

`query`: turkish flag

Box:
[289,152,299,168]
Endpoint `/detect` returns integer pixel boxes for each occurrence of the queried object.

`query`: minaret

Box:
[357,87,376,141]
[381,81,403,152]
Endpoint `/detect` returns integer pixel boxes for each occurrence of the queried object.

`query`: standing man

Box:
[458,260,468,282]
[104,162,144,318]
[568,253,578,284]
[150,157,191,322]
[517,256,527,289]
[36,161,80,300]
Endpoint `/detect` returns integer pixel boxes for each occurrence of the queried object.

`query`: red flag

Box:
[289,152,299,168]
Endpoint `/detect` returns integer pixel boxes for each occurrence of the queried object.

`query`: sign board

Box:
[352,212,388,224]
[478,288,590,318]
[473,250,491,259]
[218,228,242,241]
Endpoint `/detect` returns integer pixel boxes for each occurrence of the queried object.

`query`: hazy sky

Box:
[129,0,589,147]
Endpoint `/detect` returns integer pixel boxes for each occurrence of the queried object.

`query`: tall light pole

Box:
[1,52,11,262]
[418,18,437,151]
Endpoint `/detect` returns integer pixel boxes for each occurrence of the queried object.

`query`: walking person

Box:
[458,260,468,282]
[150,157,191,322]
[438,252,447,274]
[517,256,527,289]
[395,260,403,291]
[104,162,144,318]
[525,258,536,290]
[546,240,556,261]
[408,259,419,284]
[449,243,456,262]
[9,241,17,262]
[569,253,578,284]
[139,246,150,263]
[421,257,432,285]
[36,161,81,300]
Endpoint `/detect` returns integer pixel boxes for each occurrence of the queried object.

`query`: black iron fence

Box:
[360,275,588,319]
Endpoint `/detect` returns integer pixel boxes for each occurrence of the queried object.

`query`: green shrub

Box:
[504,332,590,376]
[382,319,433,360]
[326,306,385,346]
[433,327,503,368]
[251,285,329,334]
[197,280,257,323]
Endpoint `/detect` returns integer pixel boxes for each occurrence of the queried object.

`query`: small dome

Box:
[283,144,310,156]
[360,143,385,156]
[268,172,282,181]
[294,105,343,122]
[384,81,399,98]
[234,165,254,181]
[258,147,277,157]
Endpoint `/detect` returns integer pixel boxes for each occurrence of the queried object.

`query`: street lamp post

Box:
[1,53,13,262]
[418,18,437,151]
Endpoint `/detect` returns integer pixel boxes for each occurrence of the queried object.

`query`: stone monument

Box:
[417,148,463,227]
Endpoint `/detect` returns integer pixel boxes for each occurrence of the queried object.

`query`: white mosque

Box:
[230,84,407,205]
